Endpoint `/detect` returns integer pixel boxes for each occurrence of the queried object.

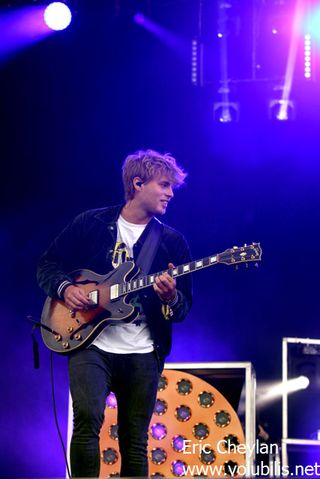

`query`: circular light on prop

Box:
[224,460,239,477]
[101,448,118,465]
[200,447,216,465]
[106,392,117,409]
[176,378,193,395]
[109,424,118,441]
[223,434,240,450]
[154,399,168,416]
[158,375,168,391]
[214,410,231,428]
[192,422,210,440]
[171,460,187,477]
[171,435,186,453]
[175,405,192,422]
[198,390,214,407]
[151,423,168,440]
[151,447,167,465]
[44,2,72,31]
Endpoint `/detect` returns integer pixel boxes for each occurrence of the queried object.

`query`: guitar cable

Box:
[29,316,72,479]
[49,351,72,479]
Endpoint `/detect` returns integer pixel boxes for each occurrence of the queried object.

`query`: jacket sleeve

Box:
[36,213,85,299]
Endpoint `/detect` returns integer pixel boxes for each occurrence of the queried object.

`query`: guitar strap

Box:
[135,217,164,276]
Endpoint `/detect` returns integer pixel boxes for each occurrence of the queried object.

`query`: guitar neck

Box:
[109,242,261,300]
[118,254,219,297]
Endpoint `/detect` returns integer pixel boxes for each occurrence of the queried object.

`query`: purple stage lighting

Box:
[133,13,145,25]
[171,460,187,477]
[44,2,72,31]
[151,423,167,440]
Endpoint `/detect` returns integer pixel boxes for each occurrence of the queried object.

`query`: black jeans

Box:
[68,346,160,478]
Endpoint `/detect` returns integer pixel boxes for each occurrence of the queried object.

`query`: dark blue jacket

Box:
[37,205,192,359]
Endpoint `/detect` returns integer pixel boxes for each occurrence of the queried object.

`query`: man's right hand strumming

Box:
[63,285,92,311]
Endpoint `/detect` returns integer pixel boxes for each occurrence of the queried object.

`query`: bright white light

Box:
[272,29,278,35]
[257,376,310,407]
[44,2,72,31]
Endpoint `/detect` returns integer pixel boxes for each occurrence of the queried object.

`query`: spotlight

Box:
[268,99,295,121]
[214,410,231,428]
[200,447,215,465]
[256,375,310,407]
[102,448,118,465]
[154,399,168,416]
[151,423,167,441]
[176,378,193,395]
[109,424,118,441]
[151,448,167,465]
[158,375,168,391]
[171,460,187,477]
[198,391,214,408]
[106,392,117,409]
[175,405,191,422]
[44,2,72,31]
[193,422,210,440]
[213,101,240,122]
[171,435,186,453]
[304,34,312,79]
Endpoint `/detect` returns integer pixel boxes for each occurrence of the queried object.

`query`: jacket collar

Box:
[93,204,162,244]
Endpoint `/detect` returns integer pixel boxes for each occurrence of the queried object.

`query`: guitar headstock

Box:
[217,242,262,266]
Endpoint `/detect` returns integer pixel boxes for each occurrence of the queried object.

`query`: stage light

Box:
[171,459,187,476]
[213,101,240,122]
[44,2,72,31]
[175,405,192,422]
[256,375,310,408]
[154,399,168,416]
[198,391,214,407]
[106,392,117,408]
[102,448,118,465]
[109,424,118,441]
[214,410,231,428]
[192,422,210,440]
[304,34,312,79]
[268,98,295,121]
[133,13,145,25]
[151,423,167,440]
[171,435,186,453]
[176,378,192,395]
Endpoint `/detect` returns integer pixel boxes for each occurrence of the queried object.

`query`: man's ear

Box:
[133,177,144,192]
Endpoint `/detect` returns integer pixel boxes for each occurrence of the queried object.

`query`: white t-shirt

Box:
[92,215,154,354]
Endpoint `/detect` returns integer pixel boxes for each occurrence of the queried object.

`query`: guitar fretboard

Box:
[118,255,218,297]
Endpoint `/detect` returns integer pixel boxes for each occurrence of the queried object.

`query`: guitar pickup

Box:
[110,284,119,301]
[88,290,99,308]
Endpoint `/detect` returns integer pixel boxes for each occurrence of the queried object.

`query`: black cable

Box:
[49,351,72,479]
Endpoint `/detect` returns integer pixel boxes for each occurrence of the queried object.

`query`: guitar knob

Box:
[67,326,74,333]
[69,309,76,318]
[62,342,70,349]
[74,334,82,341]
[54,334,62,342]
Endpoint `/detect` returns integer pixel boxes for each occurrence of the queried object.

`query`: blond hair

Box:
[122,149,187,201]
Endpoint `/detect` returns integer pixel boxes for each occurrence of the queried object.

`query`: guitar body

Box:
[41,261,139,354]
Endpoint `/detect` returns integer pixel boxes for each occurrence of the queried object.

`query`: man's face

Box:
[136,175,174,216]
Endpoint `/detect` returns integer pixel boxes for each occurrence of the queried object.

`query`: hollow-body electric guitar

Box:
[40,243,262,353]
